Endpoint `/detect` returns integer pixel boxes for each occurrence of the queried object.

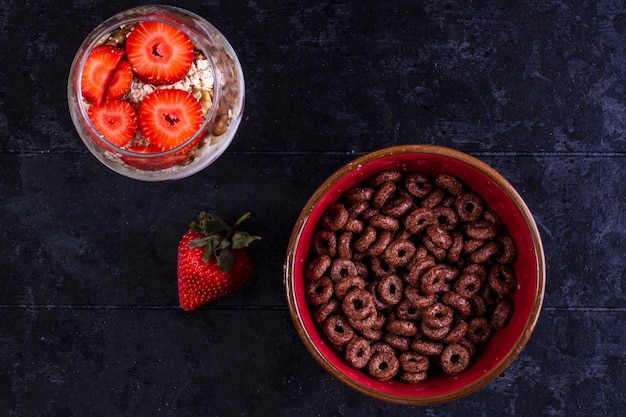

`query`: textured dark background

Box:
[1,0,625,416]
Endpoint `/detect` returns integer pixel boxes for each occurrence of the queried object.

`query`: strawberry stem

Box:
[229,212,251,235]
[188,212,260,272]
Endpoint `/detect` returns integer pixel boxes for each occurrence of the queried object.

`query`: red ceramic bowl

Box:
[284,145,545,405]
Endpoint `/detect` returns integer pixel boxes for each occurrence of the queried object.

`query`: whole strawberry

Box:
[177,212,260,311]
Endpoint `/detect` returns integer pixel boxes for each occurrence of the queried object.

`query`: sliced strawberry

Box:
[105,59,133,100]
[87,99,138,147]
[81,45,125,104]
[125,21,194,85]
[138,88,204,151]
[121,144,189,170]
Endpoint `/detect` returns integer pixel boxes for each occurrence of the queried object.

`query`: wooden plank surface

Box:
[1,0,624,415]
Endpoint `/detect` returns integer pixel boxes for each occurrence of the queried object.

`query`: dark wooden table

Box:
[1,1,624,415]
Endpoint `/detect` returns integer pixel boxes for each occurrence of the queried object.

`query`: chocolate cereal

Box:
[304,171,517,383]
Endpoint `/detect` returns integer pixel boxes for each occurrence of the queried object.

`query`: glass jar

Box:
[67,5,244,181]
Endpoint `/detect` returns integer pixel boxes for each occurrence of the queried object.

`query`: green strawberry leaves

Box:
[188,212,261,272]
[232,231,260,249]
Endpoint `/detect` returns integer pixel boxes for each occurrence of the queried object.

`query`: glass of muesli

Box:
[67,5,244,181]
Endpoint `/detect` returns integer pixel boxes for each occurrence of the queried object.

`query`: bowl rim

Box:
[284,144,546,405]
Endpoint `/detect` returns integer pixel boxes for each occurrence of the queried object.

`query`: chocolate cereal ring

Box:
[333,275,366,299]
[479,283,501,307]
[404,284,436,308]
[383,239,417,268]
[488,265,517,296]
[323,315,355,346]
[482,209,502,229]
[370,257,394,279]
[433,206,458,231]
[423,302,454,329]
[369,213,400,231]
[344,217,364,234]
[463,263,487,283]
[377,274,404,305]
[371,312,386,330]
[495,235,516,264]
[404,207,436,234]
[348,201,370,217]
[359,207,380,221]
[321,203,349,232]
[399,371,429,384]
[372,181,396,209]
[410,339,443,356]
[491,299,514,331]
[337,231,353,260]
[399,351,430,373]
[305,255,331,281]
[441,291,472,318]
[454,273,482,298]
[365,230,393,257]
[443,320,470,344]
[441,195,455,208]
[353,226,377,252]
[440,343,471,375]
[468,241,499,263]
[395,299,424,321]
[382,195,413,217]
[368,351,400,381]
[422,235,447,261]
[368,281,391,310]
[421,265,458,294]
[361,327,384,342]
[386,319,418,337]
[313,299,339,325]
[383,333,411,351]
[446,231,463,263]
[420,187,446,208]
[464,220,499,240]
[354,261,369,279]
[467,316,492,345]
[425,225,453,249]
[370,170,402,187]
[435,173,464,196]
[347,303,378,331]
[344,187,374,204]
[469,294,487,317]
[312,230,337,258]
[421,321,450,340]
[411,244,431,263]
[305,276,334,306]
[405,173,433,198]
[455,192,485,222]
[371,342,396,356]
[406,255,436,288]
[330,258,358,282]
[463,238,487,254]
[342,287,375,320]
[345,337,372,369]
